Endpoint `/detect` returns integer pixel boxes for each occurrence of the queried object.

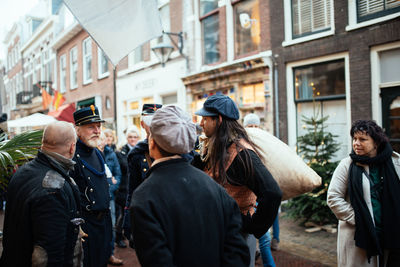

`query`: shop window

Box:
[357,0,400,22]
[234,0,260,57]
[294,59,345,101]
[59,54,66,93]
[200,0,220,65]
[292,0,332,38]
[142,97,154,104]
[82,37,92,84]
[70,46,78,89]
[130,101,139,110]
[241,83,265,105]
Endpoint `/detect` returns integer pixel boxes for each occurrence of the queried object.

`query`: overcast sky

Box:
[0,0,38,60]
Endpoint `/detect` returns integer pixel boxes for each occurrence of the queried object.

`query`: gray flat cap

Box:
[150,106,196,154]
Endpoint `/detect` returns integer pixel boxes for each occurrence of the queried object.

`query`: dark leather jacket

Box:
[0,151,81,267]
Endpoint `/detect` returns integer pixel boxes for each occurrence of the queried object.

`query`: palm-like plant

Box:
[0,130,43,190]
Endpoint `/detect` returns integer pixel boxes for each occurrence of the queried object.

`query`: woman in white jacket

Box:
[327,120,400,267]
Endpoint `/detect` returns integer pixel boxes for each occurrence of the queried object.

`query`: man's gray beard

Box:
[85,137,100,148]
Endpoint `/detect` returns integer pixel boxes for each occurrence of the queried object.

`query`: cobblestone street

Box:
[109,242,332,267]
[0,210,336,266]
[0,210,336,267]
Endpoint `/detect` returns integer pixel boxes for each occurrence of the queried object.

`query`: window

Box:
[162,94,177,105]
[59,54,66,93]
[98,48,109,78]
[200,0,220,64]
[241,83,265,105]
[379,48,400,84]
[133,45,143,64]
[292,0,331,38]
[70,47,78,89]
[82,38,92,84]
[357,0,400,22]
[234,0,260,57]
[294,59,345,101]
[288,57,349,161]
[157,0,170,44]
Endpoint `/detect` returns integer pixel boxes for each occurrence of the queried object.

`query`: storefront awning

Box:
[47,103,76,123]
[7,113,57,128]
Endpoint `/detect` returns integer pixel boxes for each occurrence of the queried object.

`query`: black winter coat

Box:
[130,158,250,267]
[115,144,130,206]
[0,151,81,267]
[126,139,150,206]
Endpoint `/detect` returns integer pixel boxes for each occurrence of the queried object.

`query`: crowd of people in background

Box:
[1,94,399,267]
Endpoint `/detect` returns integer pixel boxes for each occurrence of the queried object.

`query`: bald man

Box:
[0,121,84,267]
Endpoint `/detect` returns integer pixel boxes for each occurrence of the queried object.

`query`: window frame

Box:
[97,47,109,79]
[232,0,261,59]
[283,0,335,47]
[356,0,400,23]
[293,59,346,103]
[286,53,351,151]
[69,46,78,90]
[346,0,400,31]
[59,54,67,93]
[82,37,93,85]
[200,0,221,65]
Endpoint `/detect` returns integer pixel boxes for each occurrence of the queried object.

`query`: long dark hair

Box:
[207,117,263,185]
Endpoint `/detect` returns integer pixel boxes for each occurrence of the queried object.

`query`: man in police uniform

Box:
[1,121,83,266]
[70,105,122,266]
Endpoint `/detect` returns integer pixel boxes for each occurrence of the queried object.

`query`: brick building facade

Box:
[183,0,275,132]
[270,0,400,156]
[53,26,115,125]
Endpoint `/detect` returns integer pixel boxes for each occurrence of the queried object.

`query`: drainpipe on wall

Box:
[113,67,117,134]
[273,56,279,139]
[265,55,280,139]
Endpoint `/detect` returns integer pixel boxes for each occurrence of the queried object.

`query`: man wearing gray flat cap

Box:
[130,105,250,267]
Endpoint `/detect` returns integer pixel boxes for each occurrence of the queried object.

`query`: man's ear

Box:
[148,136,155,150]
[69,142,76,156]
[218,115,223,125]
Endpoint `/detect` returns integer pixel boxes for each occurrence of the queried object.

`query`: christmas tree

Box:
[285,102,340,225]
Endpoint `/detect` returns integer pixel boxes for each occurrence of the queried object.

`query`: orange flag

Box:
[40,84,52,110]
[53,90,66,111]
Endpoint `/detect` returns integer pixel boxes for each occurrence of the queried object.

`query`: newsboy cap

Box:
[142,104,162,115]
[150,106,196,154]
[195,95,239,120]
[73,105,105,126]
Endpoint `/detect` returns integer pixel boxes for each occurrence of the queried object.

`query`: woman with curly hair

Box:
[328,120,400,267]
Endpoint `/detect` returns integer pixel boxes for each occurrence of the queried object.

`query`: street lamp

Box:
[152,43,174,67]
[151,31,187,68]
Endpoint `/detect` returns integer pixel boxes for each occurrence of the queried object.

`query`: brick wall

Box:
[56,29,115,120]
[270,0,400,142]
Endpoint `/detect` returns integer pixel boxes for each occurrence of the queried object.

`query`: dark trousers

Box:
[82,210,112,267]
[115,203,124,237]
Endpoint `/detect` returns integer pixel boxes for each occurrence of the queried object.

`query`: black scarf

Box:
[348,142,400,262]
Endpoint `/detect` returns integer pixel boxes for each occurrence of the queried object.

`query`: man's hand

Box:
[79,227,88,242]
[111,176,117,185]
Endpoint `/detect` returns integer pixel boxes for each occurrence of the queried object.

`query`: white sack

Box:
[246,127,321,200]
